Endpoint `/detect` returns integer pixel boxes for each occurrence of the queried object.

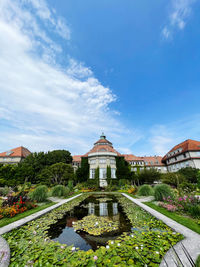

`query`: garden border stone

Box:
[122,193,200,267]
[0,236,10,267]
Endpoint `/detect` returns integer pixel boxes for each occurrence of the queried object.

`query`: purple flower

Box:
[94,256,98,260]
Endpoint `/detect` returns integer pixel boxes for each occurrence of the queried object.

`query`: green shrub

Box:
[178,182,195,193]
[51,185,69,197]
[0,186,10,196]
[138,184,153,196]
[29,185,48,202]
[187,205,200,218]
[154,184,173,201]
[68,180,73,192]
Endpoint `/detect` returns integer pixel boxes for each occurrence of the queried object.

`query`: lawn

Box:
[0,202,56,228]
[145,202,200,235]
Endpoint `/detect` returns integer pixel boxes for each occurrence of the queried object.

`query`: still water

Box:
[47,194,131,251]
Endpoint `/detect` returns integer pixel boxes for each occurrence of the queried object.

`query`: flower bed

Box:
[0,196,37,219]
[159,195,200,218]
[3,194,183,266]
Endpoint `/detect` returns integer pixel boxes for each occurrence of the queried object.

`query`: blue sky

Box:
[0,0,200,156]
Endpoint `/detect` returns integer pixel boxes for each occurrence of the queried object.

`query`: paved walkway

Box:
[122,193,200,267]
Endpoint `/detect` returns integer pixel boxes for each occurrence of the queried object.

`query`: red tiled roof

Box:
[0,146,31,158]
[72,155,82,162]
[123,154,165,166]
[94,138,112,145]
[84,144,121,157]
[162,139,200,162]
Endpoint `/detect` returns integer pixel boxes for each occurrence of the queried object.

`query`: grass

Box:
[0,202,56,228]
[196,255,200,267]
[145,202,200,235]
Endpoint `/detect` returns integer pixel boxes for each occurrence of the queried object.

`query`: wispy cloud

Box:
[162,0,196,39]
[0,0,141,154]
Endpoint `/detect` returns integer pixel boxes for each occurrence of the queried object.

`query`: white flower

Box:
[141,244,143,247]
[72,222,75,224]
[155,251,159,254]
[106,245,110,249]
[117,243,120,246]
[158,235,160,238]
[111,241,114,244]
[135,246,139,250]
[71,247,76,251]
[131,234,134,237]
[95,222,98,225]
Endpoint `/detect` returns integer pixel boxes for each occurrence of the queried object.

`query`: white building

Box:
[162,139,200,172]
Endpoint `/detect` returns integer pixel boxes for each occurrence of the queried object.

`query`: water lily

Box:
[93,256,98,260]
[61,246,64,249]
[111,241,114,244]
[155,251,159,254]
[71,247,76,251]
[135,246,139,250]
[106,245,110,249]
[117,243,120,246]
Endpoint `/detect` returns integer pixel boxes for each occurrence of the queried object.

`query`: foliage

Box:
[116,156,131,180]
[0,150,72,186]
[198,171,200,189]
[145,202,200,234]
[3,194,182,267]
[161,172,186,187]
[76,157,89,182]
[137,168,161,185]
[178,167,199,183]
[68,180,74,192]
[0,186,10,196]
[29,185,48,202]
[51,185,69,197]
[154,184,173,201]
[73,214,119,235]
[161,194,200,218]
[38,163,74,185]
[0,196,36,219]
[178,182,196,193]
[138,184,154,196]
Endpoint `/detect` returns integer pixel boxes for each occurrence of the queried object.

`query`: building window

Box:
[90,169,95,179]
[99,168,107,179]
[111,168,116,178]
[110,159,115,164]
[90,159,96,164]
[99,159,106,164]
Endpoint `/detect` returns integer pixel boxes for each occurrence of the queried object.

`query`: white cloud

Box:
[162,0,196,39]
[0,0,141,155]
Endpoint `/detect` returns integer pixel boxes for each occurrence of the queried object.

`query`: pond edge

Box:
[122,193,200,267]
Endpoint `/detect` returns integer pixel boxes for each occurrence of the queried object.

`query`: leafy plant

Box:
[29,185,48,202]
[51,185,69,197]
[138,184,154,196]
[154,184,173,201]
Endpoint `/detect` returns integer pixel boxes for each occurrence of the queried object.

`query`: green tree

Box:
[137,168,161,185]
[37,163,74,185]
[178,167,199,183]
[161,172,186,187]
[95,167,99,187]
[116,157,130,180]
[0,164,17,186]
[76,157,89,182]
[197,171,200,189]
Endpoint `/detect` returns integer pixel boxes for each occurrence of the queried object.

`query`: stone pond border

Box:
[122,193,200,267]
[0,193,82,267]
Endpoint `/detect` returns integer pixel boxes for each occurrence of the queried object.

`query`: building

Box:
[72,133,168,186]
[162,139,200,172]
[0,146,31,165]
[123,155,167,173]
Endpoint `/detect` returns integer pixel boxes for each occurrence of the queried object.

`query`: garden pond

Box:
[47,194,132,251]
[3,193,183,266]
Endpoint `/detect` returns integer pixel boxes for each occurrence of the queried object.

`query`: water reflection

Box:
[47,194,131,251]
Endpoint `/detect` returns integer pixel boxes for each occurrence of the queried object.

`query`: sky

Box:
[0,0,200,156]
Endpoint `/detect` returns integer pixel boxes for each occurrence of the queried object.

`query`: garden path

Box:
[122,193,200,267]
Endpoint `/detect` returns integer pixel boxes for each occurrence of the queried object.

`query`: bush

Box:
[187,205,200,218]
[0,186,10,196]
[51,185,69,197]
[178,182,196,193]
[138,184,153,196]
[29,185,48,202]
[68,180,74,192]
[161,173,185,187]
[154,184,173,201]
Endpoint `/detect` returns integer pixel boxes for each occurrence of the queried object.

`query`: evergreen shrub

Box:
[154,184,173,201]
[29,185,48,202]
[138,184,153,196]
[51,185,69,197]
